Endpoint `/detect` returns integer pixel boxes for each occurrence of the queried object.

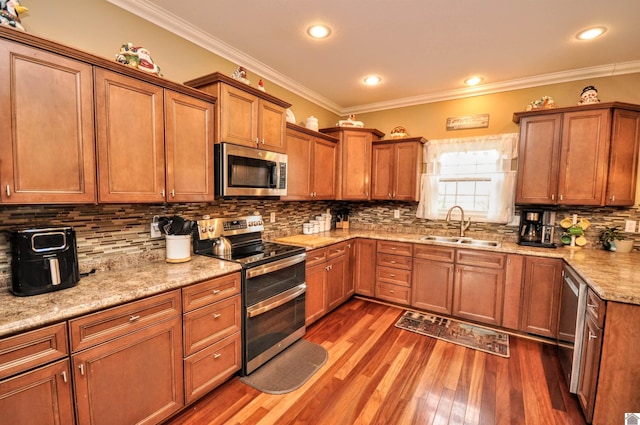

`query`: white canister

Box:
[305,116,319,132]
[303,223,313,235]
[166,234,192,263]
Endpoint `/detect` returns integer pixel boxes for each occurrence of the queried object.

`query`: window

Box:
[416,133,518,223]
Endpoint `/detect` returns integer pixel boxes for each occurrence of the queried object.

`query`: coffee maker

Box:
[10,227,80,296]
[518,209,556,248]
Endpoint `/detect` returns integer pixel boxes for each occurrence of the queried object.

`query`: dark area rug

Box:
[240,339,328,394]
[395,310,510,358]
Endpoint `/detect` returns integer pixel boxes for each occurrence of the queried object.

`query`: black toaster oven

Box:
[10,227,80,296]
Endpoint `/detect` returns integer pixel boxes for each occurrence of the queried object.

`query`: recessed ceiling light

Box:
[363,75,382,85]
[307,24,332,39]
[464,76,483,86]
[576,26,607,40]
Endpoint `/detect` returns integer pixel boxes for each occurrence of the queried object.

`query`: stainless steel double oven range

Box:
[193,215,306,375]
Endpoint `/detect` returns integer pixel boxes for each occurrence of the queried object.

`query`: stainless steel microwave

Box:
[215,143,287,197]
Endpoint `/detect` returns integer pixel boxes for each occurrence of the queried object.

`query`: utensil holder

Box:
[166,234,192,263]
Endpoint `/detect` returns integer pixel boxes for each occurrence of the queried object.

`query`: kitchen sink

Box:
[420,235,501,247]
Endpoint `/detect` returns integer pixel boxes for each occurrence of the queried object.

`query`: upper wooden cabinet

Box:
[371,137,426,201]
[282,124,338,200]
[184,72,291,152]
[514,102,640,206]
[0,39,96,204]
[320,127,385,200]
[96,69,215,203]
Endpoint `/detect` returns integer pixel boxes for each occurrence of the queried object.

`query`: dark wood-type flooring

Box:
[165,298,586,425]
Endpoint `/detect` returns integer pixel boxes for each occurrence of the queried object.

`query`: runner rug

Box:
[395,310,510,358]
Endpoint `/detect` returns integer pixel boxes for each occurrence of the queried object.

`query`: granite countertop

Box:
[0,256,241,338]
[275,230,640,306]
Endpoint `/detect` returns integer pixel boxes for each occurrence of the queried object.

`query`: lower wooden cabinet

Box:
[412,245,455,315]
[577,290,604,423]
[520,256,563,338]
[326,243,349,311]
[375,241,412,305]
[354,238,377,297]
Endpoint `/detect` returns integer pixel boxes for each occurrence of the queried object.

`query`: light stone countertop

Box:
[0,256,241,338]
[276,229,640,306]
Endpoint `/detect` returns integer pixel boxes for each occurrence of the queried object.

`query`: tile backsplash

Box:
[1,200,638,288]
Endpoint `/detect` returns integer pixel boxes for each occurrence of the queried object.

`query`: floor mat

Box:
[239,339,328,394]
[395,310,510,357]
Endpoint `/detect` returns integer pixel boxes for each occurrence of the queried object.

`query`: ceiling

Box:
[107,0,640,115]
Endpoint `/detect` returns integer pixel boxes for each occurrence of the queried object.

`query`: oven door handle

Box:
[246,283,307,318]
[245,252,307,279]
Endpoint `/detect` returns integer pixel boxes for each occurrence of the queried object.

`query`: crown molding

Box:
[107,0,640,116]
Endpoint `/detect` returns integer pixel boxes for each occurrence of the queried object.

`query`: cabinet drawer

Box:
[377,253,412,270]
[0,323,68,380]
[182,273,241,313]
[414,245,455,262]
[586,289,605,328]
[377,241,413,257]
[376,282,411,305]
[456,249,505,269]
[376,266,411,287]
[183,296,241,357]
[327,242,347,259]
[184,332,241,404]
[69,290,181,352]
[306,247,328,267]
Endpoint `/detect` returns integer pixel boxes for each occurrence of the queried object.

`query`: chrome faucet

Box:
[445,205,471,237]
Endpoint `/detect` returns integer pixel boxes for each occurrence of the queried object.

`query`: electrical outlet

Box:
[270,212,276,223]
[393,209,400,219]
[625,220,637,233]
[150,221,162,239]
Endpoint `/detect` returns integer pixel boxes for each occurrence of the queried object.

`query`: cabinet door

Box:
[605,109,640,206]
[557,109,610,205]
[453,264,504,326]
[0,40,96,204]
[164,90,215,202]
[502,254,524,330]
[327,254,347,311]
[394,142,421,201]
[344,241,355,298]
[520,256,562,338]
[515,114,562,204]
[341,131,372,200]
[371,143,394,199]
[412,258,454,315]
[258,100,286,152]
[95,68,165,203]
[0,359,75,425]
[354,239,376,297]
[305,262,327,326]
[283,129,313,200]
[219,84,258,148]
[577,314,602,423]
[312,137,338,199]
[73,317,184,425]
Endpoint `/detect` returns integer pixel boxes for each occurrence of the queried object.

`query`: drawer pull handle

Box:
[390,261,396,264]
[213,313,221,319]
[61,371,68,383]
[213,353,222,359]
[79,364,84,375]
[389,274,396,277]
[212,289,221,294]
[589,331,597,340]
[5,185,10,197]
[129,315,141,322]
[389,290,395,294]
[587,303,597,309]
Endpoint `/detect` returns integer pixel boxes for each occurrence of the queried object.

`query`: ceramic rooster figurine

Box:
[114,43,162,76]
[0,0,28,31]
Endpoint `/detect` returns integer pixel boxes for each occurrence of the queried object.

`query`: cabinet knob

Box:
[79,364,85,375]
[213,353,222,359]
[589,331,597,340]
[161,189,165,197]
[61,370,68,383]
[611,195,616,201]
[5,185,10,197]
[212,289,221,295]
[171,189,175,197]
[129,315,141,322]
[213,313,221,319]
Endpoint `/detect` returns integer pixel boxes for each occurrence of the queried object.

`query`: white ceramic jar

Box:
[305,116,319,131]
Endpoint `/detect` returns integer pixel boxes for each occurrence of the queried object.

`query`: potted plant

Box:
[599,226,625,251]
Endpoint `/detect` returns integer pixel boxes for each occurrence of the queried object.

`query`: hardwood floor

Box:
[165,298,586,425]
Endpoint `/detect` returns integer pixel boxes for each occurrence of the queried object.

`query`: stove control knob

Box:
[202,215,211,220]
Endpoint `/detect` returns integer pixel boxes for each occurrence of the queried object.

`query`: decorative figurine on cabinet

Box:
[525,95,556,111]
[336,114,364,128]
[231,66,251,85]
[390,126,409,138]
[115,43,162,76]
[0,0,28,31]
[578,85,600,104]
[258,79,265,91]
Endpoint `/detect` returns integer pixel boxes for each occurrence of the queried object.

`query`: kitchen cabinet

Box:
[326,242,349,311]
[96,69,215,203]
[453,249,506,326]
[502,254,525,331]
[320,127,385,200]
[182,273,242,404]
[282,124,338,200]
[375,241,412,305]
[371,137,426,201]
[354,238,377,297]
[520,256,563,338]
[0,39,96,204]
[0,323,74,424]
[184,72,291,152]
[412,245,456,315]
[70,290,184,425]
[514,103,640,206]
[577,288,604,423]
